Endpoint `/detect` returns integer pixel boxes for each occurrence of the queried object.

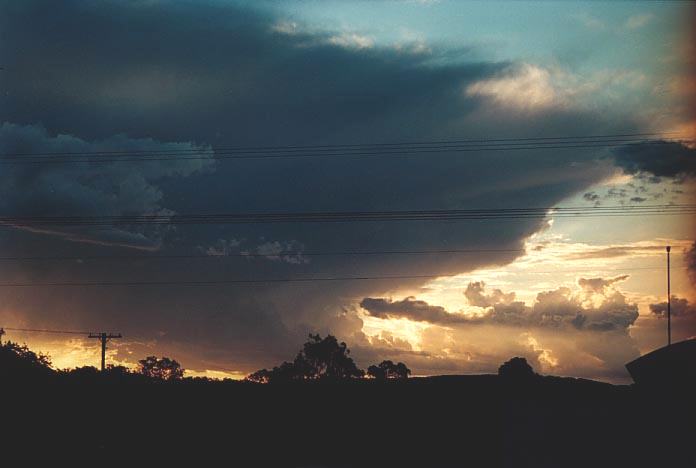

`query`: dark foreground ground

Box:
[3,374,694,466]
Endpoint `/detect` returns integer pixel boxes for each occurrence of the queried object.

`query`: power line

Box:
[1,204,694,227]
[0,265,677,288]
[0,247,527,262]
[1,131,681,157]
[0,246,683,263]
[0,138,670,160]
[1,138,691,165]
[0,274,440,287]
[0,141,687,164]
[1,326,94,335]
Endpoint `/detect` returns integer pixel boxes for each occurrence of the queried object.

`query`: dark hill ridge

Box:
[3,370,692,467]
[2,339,694,466]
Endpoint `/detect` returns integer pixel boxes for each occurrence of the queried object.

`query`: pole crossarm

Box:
[88,332,123,371]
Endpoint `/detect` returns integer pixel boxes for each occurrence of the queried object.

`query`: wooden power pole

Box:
[666,246,671,346]
[88,332,122,371]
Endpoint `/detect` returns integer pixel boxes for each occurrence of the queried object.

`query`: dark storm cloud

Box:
[359,297,468,324]
[0,0,647,374]
[612,141,696,179]
[686,242,696,286]
[0,0,494,145]
[0,122,214,248]
[649,296,696,318]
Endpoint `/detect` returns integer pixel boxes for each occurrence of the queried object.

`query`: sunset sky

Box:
[1,0,694,383]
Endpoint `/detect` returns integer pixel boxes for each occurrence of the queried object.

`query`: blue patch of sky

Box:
[237,1,684,75]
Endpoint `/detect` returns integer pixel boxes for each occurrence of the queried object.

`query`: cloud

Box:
[359,297,469,324]
[464,281,516,307]
[573,12,653,32]
[201,238,308,264]
[577,275,629,294]
[327,33,375,50]
[203,239,242,256]
[253,240,309,264]
[531,286,638,332]
[0,122,214,248]
[572,13,606,31]
[564,244,668,260]
[0,0,655,377]
[359,279,641,380]
[624,13,653,30]
[363,279,638,333]
[687,242,696,286]
[464,64,648,113]
[612,141,696,179]
[583,192,600,203]
[465,64,560,111]
[650,296,696,318]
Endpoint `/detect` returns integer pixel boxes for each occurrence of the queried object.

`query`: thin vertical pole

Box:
[100,332,107,371]
[667,246,671,346]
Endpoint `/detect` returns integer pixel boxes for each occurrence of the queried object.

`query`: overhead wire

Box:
[1,131,682,157]
[0,247,527,262]
[1,204,694,227]
[0,133,691,164]
[0,264,680,288]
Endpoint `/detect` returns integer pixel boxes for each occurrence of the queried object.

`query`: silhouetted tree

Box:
[0,341,53,378]
[246,334,364,382]
[498,357,536,380]
[245,368,272,384]
[367,360,411,380]
[64,366,100,379]
[105,364,134,380]
[299,334,364,380]
[138,356,184,380]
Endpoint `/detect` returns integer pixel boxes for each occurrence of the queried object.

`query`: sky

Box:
[0,0,694,383]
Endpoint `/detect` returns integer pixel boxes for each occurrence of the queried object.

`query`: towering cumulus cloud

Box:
[360,277,640,380]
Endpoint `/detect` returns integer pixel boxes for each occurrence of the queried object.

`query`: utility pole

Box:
[88,332,122,371]
[666,246,671,347]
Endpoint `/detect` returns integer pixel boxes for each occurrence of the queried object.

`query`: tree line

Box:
[245,334,411,383]
[1,333,541,383]
[0,334,412,383]
[0,340,186,381]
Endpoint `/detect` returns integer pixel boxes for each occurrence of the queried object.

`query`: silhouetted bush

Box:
[498,357,537,381]
[0,341,53,379]
[367,360,411,380]
[63,365,100,379]
[138,356,184,380]
[105,364,132,377]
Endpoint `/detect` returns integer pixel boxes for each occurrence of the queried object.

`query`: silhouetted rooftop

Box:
[626,339,696,387]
